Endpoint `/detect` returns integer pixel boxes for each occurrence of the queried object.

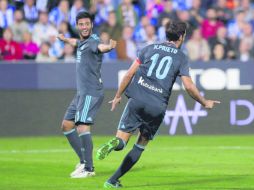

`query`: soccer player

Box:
[96,21,220,188]
[57,11,117,178]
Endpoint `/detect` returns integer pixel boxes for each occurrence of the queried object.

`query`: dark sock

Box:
[80,132,93,169]
[109,144,144,183]
[114,137,126,151]
[63,129,84,164]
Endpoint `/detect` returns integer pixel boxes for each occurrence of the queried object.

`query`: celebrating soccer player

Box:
[57,11,117,178]
[96,20,220,188]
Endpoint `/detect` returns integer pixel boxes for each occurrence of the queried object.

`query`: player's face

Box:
[77,18,93,39]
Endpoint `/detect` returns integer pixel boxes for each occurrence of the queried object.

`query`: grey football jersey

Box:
[76,34,103,96]
[125,42,190,110]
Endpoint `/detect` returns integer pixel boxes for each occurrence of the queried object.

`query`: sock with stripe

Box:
[80,132,94,170]
[63,129,84,164]
[108,144,145,183]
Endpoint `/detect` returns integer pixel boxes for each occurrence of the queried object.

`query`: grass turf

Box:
[0,135,254,190]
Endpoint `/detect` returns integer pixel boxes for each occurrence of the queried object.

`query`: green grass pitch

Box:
[1,135,254,190]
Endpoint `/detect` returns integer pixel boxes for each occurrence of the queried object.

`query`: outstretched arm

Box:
[57,34,77,47]
[181,76,220,109]
[109,59,140,111]
[98,39,117,53]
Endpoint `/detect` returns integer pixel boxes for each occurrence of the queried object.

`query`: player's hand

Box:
[204,100,220,109]
[109,39,117,50]
[57,33,65,41]
[109,96,121,111]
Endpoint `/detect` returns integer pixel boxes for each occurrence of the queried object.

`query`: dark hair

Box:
[76,11,92,24]
[165,21,187,41]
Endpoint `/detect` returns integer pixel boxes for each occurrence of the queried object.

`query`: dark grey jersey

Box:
[76,34,103,96]
[125,42,190,110]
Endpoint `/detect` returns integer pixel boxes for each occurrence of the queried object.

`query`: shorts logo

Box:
[87,117,93,122]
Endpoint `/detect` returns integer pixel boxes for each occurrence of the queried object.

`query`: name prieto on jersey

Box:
[154,44,178,54]
[138,76,163,94]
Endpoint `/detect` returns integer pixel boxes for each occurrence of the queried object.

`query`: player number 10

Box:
[147,53,172,79]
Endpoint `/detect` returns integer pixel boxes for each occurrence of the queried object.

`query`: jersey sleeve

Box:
[178,54,190,77]
[89,38,100,54]
[136,46,147,64]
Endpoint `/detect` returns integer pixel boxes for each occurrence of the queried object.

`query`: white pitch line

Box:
[0,146,254,154]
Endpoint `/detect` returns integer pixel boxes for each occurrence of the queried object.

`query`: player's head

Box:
[76,11,93,39]
[165,21,187,48]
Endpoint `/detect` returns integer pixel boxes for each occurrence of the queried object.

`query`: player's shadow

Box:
[126,175,249,189]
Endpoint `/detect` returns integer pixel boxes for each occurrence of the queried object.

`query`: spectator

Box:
[137,24,157,50]
[116,25,137,61]
[36,41,57,62]
[91,0,114,29]
[212,43,225,60]
[186,28,211,61]
[189,0,206,28]
[116,0,138,27]
[32,11,58,46]
[20,31,40,59]
[209,26,235,59]
[133,15,150,42]
[201,8,224,39]
[58,21,71,38]
[157,0,177,27]
[100,31,117,60]
[176,10,195,40]
[48,30,64,59]
[23,0,38,26]
[0,0,14,28]
[10,9,29,42]
[69,0,86,28]
[238,39,252,62]
[146,0,164,26]
[36,0,48,12]
[99,11,122,40]
[49,0,70,28]
[0,28,23,61]
[172,0,192,10]
[213,0,233,25]
[238,0,254,22]
[61,43,76,63]
[240,22,254,57]
[157,17,170,42]
[227,10,246,40]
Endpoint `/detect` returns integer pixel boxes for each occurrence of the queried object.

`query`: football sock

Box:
[108,144,145,183]
[80,132,93,169]
[63,129,85,164]
[114,137,126,151]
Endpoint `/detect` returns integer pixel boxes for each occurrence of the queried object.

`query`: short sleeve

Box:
[137,46,147,64]
[89,38,100,53]
[178,55,190,77]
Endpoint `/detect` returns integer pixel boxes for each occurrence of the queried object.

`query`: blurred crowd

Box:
[0,0,253,63]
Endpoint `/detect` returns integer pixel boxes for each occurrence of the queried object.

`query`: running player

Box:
[57,11,117,178]
[96,20,220,188]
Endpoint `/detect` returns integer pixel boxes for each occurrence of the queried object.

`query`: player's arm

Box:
[109,59,140,111]
[57,34,77,47]
[98,39,117,53]
[181,76,220,109]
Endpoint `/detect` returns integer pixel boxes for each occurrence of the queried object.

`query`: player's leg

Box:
[96,130,131,160]
[71,94,103,178]
[96,99,138,160]
[104,132,149,188]
[62,95,85,177]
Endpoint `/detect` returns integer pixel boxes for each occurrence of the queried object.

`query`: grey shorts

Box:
[118,98,165,140]
[64,94,104,125]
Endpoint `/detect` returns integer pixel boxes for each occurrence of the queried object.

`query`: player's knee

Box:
[61,120,75,132]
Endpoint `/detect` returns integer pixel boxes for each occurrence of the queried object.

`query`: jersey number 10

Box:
[147,53,172,80]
